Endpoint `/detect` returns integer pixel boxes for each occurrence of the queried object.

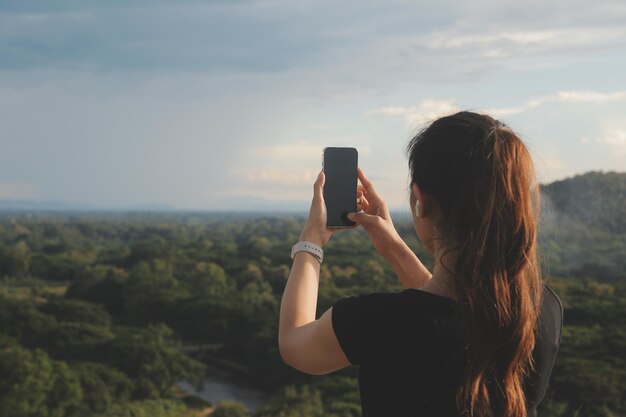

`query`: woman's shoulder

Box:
[542,283,564,314]
[344,284,560,314]
[401,288,458,303]
[539,283,564,345]
[333,288,460,325]
[337,288,459,306]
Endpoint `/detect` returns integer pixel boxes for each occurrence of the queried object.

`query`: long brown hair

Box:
[407,112,543,417]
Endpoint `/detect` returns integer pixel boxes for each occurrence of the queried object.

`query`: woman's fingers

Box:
[357,196,370,210]
[357,166,374,189]
[357,167,382,199]
[347,211,381,227]
[356,194,369,212]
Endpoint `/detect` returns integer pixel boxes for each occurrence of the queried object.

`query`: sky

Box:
[1,0,625,211]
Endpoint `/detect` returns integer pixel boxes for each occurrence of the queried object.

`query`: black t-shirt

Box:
[331,284,563,417]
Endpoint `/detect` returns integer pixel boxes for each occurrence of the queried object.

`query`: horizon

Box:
[1,169,622,213]
[2,1,626,211]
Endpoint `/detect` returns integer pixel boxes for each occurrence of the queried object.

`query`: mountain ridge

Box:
[1,171,624,221]
[540,171,626,234]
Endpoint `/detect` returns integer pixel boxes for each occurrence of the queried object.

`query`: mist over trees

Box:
[0,171,624,417]
[539,171,626,280]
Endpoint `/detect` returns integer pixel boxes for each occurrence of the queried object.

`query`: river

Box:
[178,375,269,412]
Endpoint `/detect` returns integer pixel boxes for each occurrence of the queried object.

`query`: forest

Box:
[0,171,625,417]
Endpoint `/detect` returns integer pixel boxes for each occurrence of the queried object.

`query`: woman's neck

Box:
[422,246,457,301]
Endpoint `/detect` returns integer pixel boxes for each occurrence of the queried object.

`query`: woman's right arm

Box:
[348,168,432,290]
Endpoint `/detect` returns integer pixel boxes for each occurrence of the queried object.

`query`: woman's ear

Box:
[412,183,435,220]
[411,183,425,218]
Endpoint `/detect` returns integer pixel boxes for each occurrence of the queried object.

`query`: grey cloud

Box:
[0,0,452,73]
[3,0,624,95]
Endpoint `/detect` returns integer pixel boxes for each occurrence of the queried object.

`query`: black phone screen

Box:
[323,147,358,227]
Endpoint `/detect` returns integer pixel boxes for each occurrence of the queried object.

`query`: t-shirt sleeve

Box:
[331,292,395,366]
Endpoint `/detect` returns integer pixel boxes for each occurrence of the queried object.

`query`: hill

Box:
[539,171,626,280]
[541,171,626,234]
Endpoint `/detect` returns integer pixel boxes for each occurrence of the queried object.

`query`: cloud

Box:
[247,143,323,160]
[227,139,380,204]
[231,142,373,194]
[595,128,626,158]
[482,90,626,117]
[528,90,626,107]
[0,68,305,209]
[3,0,625,92]
[373,90,626,122]
[368,99,460,125]
[532,151,569,183]
[0,180,39,199]
[483,106,527,118]
[2,0,625,210]
[505,90,626,115]
[422,26,626,57]
[231,168,319,187]
[0,2,327,73]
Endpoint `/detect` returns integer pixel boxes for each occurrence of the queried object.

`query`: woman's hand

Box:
[300,171,365,247]
[347,167,403,257]
[299,171,334,247]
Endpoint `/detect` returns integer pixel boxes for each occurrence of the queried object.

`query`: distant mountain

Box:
[1,171,624,219]
[541,171,626,234]
[0,199,178,212]
[0,199,91,211]
[0,196,309,213]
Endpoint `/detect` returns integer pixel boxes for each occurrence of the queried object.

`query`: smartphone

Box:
[322,147,358,227]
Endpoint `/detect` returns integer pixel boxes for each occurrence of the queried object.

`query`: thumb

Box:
[347,211,380,226]
[312,171,325,204]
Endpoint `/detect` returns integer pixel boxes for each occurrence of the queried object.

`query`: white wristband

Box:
[291,241,324,264]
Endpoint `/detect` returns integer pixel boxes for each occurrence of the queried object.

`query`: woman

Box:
[278,111,562,417]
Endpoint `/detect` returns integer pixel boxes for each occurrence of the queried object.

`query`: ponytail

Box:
[407,112,543,417]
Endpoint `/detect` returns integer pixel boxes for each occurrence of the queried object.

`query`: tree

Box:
[0,295,58,348]
[40,296,112,328]
[123,260,188,324]
[71,362,133,414]
[181,261,232,297]
[1,240,30,277]
[255,385,324,417]
[212,400,251,417]
[0,342,82,417]
[41,321,115,360]
[100,324,205,399]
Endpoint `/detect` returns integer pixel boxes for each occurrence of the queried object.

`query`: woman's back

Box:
[332,285,563,416]
[279,111,560,417]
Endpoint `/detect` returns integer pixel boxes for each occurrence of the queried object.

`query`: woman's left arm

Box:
[278,171,351,375]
